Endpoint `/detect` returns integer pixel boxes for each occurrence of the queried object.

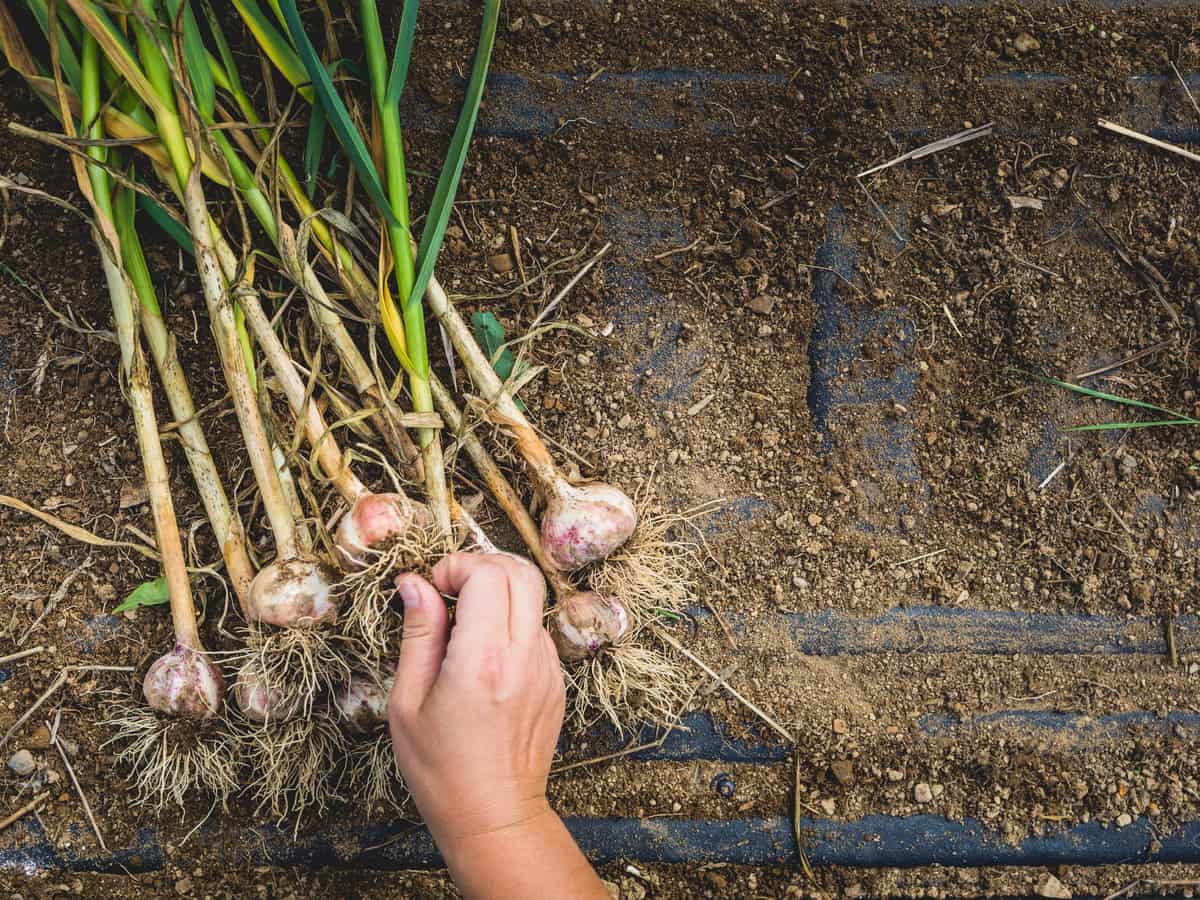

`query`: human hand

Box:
[388,552,564,846]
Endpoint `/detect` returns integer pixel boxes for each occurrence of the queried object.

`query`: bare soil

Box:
[1,1,1199,896]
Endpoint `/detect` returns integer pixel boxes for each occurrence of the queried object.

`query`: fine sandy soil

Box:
[1,1,1199,897]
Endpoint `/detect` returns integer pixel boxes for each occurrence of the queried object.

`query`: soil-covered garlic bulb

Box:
[540,482,637,571]
[233,659,301,723]
[335,493,429,570]
[248,557,337,626]
[333,672,393,733]
[550,591,629,661]
[143,644,225,719]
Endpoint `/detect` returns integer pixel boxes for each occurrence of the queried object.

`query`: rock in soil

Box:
[28,724,52,750]
[1037,873,1072,898]
[7,749,35,776]
[830,760,855,786]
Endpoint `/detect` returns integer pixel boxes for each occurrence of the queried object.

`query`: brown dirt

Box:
[1,0,1199,896]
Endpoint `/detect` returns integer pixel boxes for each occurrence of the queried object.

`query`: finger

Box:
[392,572,450,712]
[540,631,567,735]
[433,552,513,645]
[496,553,548,640]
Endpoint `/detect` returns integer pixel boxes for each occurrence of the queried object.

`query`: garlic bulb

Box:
[333,671,393,733]
[550,591,629,661]
[233,659,302,724]
[143,644,225,719]
[335,493,429,569]
[540,482,636,571]
[247,557,337,626]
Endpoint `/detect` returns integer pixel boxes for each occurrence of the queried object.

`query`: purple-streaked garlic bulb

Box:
[540,482,637,571]
[335,493,429,569]
[550,591,630,662]
[143,644,225,719]
[333,672,393,733]
[233,659,301,724]
[247,557,337,627]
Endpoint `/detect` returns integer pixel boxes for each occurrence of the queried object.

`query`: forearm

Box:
[436,805,608,900]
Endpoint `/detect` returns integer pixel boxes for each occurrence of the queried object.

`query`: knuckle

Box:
[401,620,434,641]
[474,646,507,693]
[470,558,508,587]
[492,554,548,605]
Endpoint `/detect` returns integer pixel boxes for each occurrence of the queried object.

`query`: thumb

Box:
[392,572,449,711]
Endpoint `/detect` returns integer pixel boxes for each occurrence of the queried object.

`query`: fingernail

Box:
[395,576,422,611]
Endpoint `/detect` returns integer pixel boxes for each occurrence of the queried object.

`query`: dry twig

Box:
[528,242,612,332]
[0,647,45,667]
[0,793,48,833]
[1170,62,1200,122]
[656,629,794,743]
[0,670,67,752]
[858,122,994,178]
[49,710,106,851]
[1097,118,1200,166]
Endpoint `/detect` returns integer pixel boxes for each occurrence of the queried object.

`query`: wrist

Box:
[434,795,556,866]
[433,802,607,900]
[424,781,550,841]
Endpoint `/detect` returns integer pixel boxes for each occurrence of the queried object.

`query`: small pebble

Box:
[1116,813,1133,827]
[819,798,837,816]
[28,725,52,751]
[1037,873,1072,898]
[712,773,736,799]
[914,782,933,804]
[486,252,514,275]
[746,295,776,316]
[175,877,193,895]
[7,749,35,776]
[1013,32,1041,53]
[832,718,848,734]
[830,760,855,787]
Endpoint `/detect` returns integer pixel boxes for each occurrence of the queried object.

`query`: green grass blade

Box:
[115,183,163,316]
[26,0,83,91]
[276,0,397,225]
[384,0,418,105]
[407,0,499,314]
[164,0,215,120]
[202,1,252,115]
[230,0,309,97]
[137,192,194,255]
[359,0,389,99]
[30,0,83,45]
[64,0,162,116]
[303,99,327,198]
[265,0,285,30]
[1067,419,1199,432]
[1034,374,1192,420]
